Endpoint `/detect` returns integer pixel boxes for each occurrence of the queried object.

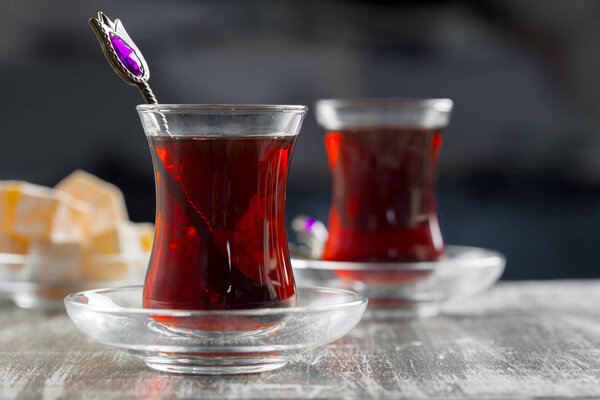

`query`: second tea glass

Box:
[315,99,453,264]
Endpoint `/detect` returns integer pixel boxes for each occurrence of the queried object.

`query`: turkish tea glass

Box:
[137,105,307,322]
[315,99,453,266]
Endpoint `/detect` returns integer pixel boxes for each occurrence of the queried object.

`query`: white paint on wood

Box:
[1,281,600,399]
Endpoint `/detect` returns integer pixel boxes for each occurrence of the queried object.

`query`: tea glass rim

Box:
[315,98,453,111]
[136,104,308,115]
[137,104,308,137]
[315,98,453,129]
[64,285,367,316]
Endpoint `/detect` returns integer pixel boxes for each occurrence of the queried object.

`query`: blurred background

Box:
[0,0,598,279]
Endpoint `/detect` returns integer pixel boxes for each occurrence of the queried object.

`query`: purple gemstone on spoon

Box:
[304,218,317,232]
[109,33,143,77]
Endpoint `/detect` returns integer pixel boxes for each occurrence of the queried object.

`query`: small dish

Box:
[0,252,149,310]
[64,285,367,375]
[292,245,505,317]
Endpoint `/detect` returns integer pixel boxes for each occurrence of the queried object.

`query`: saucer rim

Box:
[64,285,368,317]
[291,245,506,271]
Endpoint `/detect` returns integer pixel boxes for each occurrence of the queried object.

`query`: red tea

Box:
[323,127,444,264]
[144,135,297,311]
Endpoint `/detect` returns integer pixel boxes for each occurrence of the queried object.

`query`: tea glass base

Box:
[141,354,288,375]
[145,318,279,340]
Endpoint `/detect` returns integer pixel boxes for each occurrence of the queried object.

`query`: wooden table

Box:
[1,280,599,399]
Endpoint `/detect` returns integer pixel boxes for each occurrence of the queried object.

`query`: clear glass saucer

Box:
[292,245,505,318]
[64,285,367,375]
[0,252,149,310]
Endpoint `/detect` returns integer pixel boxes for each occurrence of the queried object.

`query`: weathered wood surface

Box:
[1,280,600,399]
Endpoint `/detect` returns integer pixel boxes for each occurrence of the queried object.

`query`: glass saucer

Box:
[0,252,149,310]
[292,245,505,318]
[64,285,367,375]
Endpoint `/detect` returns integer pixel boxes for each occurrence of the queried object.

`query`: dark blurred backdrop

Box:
[0,1,598,279]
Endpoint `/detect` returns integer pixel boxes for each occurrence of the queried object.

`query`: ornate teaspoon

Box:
[89,11,157,104]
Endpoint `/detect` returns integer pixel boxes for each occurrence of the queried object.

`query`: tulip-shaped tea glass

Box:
[315,99,453,265]
[137,105,307,327]
[295,100,504,316]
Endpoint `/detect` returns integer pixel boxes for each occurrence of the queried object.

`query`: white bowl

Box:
[0,252,149,310]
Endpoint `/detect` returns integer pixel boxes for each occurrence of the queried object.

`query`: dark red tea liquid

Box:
[323,127,444,269]
[144,135,297,312]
